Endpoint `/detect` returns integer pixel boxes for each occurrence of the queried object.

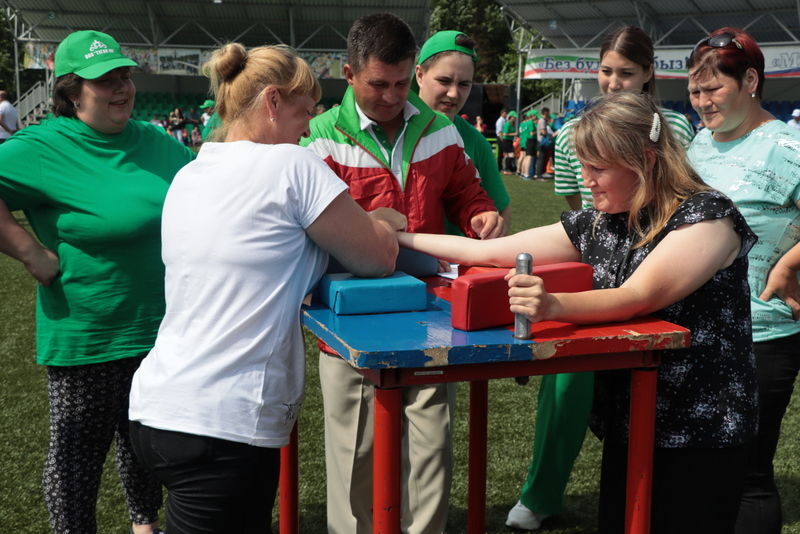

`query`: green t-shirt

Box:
[445,115,511,235]
[518,118,534,145]
[501,119,517,141]
[202,112,222,141]
[0,117,195,365]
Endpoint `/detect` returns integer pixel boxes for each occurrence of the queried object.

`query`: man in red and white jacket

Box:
[302,12,504,534]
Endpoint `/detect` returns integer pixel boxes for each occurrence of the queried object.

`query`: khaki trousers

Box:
[319,351,454,534]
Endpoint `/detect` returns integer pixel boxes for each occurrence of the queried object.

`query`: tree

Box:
[428,0,511,83]
[0,8,46,101]
[0,9,18,98]
[428,0,565,108]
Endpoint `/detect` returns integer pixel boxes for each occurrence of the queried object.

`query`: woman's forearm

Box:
[397,231,486,265]
[0,199,60,285]
[0,199,42,263]
[399,223,580,268]
[546,287,648,324]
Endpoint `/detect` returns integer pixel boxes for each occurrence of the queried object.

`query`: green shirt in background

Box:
[445,115,511,235]
[501,119,517,141]
[202,112,222,141]
[518,118,534,146]
[0,116,195,366]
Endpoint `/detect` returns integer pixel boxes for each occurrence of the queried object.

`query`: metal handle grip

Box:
[514,253,533,339]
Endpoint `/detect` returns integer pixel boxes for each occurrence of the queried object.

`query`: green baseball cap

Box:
[199,99,215,109]
[507,110,518,118]
[412,31,479,94]
[54,30,138,79]
[417,30,479,66]
[525,109,537,117]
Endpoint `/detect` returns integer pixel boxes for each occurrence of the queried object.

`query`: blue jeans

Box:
[735,331,800,534]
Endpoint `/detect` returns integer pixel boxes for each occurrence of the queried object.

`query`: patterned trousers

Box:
[43,356,161,534]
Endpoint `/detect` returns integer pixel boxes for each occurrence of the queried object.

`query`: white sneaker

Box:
[505,500,550,530]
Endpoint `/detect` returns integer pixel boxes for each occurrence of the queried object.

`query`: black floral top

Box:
[561,191,758,448]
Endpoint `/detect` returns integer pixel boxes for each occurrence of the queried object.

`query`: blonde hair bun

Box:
[202,42,321,140]
[208,43,248,83]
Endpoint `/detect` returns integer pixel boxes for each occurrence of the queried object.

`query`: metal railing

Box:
[521,81,585,118]
[16,80,50,127]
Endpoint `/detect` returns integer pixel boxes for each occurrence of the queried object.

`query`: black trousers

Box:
[736,332,800,534]
[130,422,280,534]
[598,439,749,534]
[536,146,553,177]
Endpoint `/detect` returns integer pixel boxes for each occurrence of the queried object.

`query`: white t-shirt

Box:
[0,100,19,140]
[129,141,347,448]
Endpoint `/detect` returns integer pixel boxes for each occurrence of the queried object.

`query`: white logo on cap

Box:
[89,40,108,52]
[84,39,116,59]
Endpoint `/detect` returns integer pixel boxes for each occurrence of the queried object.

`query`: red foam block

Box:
[450,262,594,331]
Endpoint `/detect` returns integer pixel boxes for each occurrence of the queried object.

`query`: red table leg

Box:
[625,365,658,534]
[468,380,489,533]
[374,387,403,534]
[279,423,299,534]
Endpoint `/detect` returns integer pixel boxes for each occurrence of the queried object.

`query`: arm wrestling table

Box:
[280,278,691,534]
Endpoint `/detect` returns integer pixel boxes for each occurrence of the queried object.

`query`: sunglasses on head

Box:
[690,32,743,62]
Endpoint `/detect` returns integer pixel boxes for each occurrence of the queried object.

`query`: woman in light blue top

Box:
[687,27,800,534]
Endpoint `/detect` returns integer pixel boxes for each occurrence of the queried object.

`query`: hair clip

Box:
[649,112,661,143]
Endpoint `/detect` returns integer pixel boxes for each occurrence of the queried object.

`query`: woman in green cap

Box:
[0,30,194,534]
[415,30,511,234]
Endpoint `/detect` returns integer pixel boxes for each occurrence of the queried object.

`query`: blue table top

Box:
[303,292,536,369]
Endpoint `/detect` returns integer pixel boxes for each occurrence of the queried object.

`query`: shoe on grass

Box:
[505,500,550,531]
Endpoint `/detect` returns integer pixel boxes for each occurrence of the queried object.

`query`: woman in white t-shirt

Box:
[128,43,401,534]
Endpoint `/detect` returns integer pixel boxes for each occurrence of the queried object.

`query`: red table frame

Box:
[279,347,672,534]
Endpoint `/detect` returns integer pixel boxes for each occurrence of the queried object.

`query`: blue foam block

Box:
[318,271,427,315]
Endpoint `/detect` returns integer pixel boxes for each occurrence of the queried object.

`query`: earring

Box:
[270,116,277,123]
[751,92,756,98]
[73,101,80,108]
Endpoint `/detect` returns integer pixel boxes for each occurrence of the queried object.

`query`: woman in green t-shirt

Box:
[0,30,194,534]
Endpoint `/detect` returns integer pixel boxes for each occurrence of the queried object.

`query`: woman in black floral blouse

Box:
[399,91,757,534]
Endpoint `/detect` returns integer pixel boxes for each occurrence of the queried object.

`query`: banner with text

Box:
[22,43,347,79]
[526,46,800,79]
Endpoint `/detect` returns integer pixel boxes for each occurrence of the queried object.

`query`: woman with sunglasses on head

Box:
[505,25,697,531]
[401,91,757,534]
[686,27,800,534]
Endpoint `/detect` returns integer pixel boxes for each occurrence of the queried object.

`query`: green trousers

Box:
[518,372,594,515]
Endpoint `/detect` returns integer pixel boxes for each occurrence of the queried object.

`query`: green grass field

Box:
[1,177,799,533]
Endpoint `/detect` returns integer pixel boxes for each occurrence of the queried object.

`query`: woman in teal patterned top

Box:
[687,27,800,534]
